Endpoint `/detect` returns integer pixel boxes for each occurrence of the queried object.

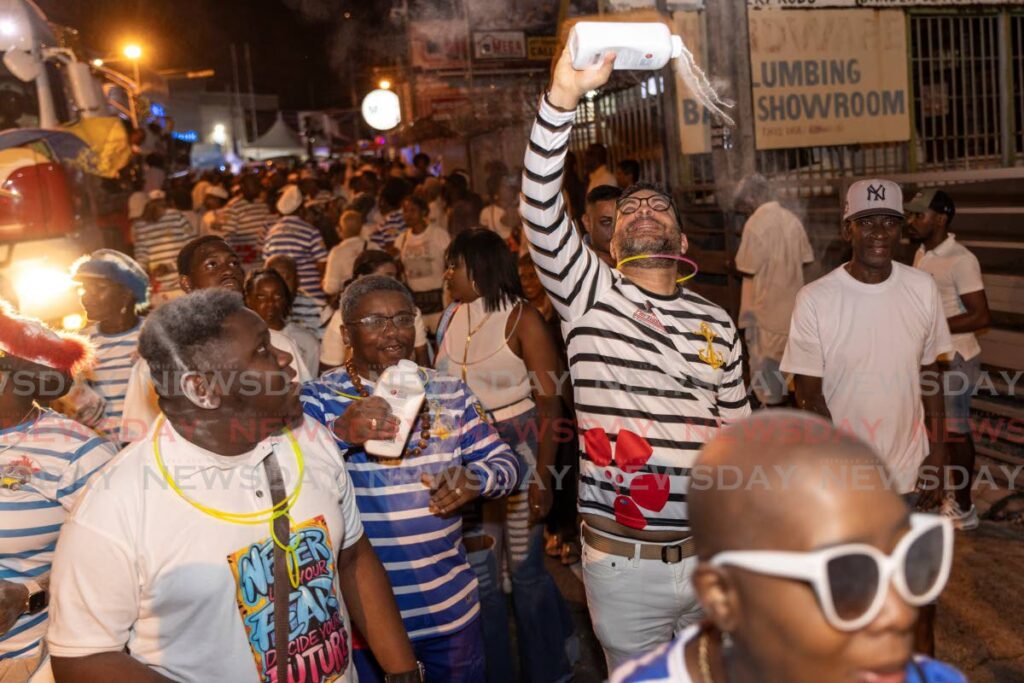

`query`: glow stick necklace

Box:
[616,254,700,284]
[152,415,305,587]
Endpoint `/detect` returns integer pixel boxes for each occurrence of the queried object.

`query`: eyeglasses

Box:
[344,313,417,331]
[617,195,674,215]
[708,513,953,631]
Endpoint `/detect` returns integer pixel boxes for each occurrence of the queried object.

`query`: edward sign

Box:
[748,9,910,150]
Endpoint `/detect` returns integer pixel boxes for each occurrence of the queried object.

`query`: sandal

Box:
[545,531,562,558]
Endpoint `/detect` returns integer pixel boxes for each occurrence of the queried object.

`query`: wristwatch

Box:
[384,661,426,683]
[22,579,47,615]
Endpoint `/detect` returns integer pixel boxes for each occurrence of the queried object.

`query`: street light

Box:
[91,58,103,67]
[123,43,143,127]
[378,79,391,90]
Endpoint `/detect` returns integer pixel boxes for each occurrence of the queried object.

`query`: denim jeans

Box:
[353,616,486,683]
[482,409,576,683]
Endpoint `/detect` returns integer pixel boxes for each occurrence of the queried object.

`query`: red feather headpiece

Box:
[0,300,95,375]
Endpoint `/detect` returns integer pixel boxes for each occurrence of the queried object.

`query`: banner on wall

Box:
[672,11,712,155]
[748,8,910,150]
[748,0,1018,7]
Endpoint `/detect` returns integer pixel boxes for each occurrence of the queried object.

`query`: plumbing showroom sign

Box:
[748,0,1017,7]
[748,9,910,150]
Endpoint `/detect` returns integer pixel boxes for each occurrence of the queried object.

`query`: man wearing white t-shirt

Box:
[48,290,423,683]
[782,179,953,509]
[395,196,449,333]
[907,189,991,530]
[734,175,814,406]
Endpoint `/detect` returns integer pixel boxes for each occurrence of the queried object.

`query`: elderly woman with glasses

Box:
[301,274,520,683]
[609,411,964,683]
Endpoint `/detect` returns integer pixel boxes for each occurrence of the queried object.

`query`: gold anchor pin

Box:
[697,322,724,370]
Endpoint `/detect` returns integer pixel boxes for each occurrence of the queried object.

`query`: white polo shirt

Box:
[781,263,953,492]
[47,414,362,683]
[913,233,984,361]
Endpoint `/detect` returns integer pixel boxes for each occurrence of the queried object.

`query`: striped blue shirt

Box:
[83,323,142,443]
[0,411,116,661]
[301,368,520,640]
[610,625,967,682]
[264,215,329,305]
[131,210,194,297]
[370,210,406,250]
[223,198,273,268]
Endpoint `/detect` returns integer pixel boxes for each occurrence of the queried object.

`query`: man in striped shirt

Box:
[222,174,274,271]
[520,48,751,669]
[369,178,411,250]
[131,190,194,307]
[0,303,116,681]
[264,185,329,313]
[301,275,519,682]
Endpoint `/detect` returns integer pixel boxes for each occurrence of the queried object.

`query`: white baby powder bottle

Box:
[568,21,684,71]
[365,359,428,458]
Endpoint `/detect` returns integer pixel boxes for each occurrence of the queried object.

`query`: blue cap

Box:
[71,249,150,307]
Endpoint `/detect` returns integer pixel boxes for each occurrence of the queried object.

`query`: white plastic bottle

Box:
[568,22,683,71]
[365,359,428,458]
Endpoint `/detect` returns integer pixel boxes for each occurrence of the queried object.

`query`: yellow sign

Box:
[672,11,711,155]
[528,36,559,61]
[747,9,910,150]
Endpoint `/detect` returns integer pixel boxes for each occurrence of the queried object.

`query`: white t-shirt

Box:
[47,415,363,683]
[735,201,814,359]
[395,226,450,294]
[320,306,427,367]
[913,234,984,361]
[282,322,321,381]
[781,263,953,492]
[478,205,514,241]
[324,237,375,296]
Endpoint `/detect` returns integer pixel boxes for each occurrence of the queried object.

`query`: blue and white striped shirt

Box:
[301,368,520,640]
[223,198,273,268]
[0,411,116,661]
[370,210,406,250]
[131,210,194,297]
[264,215,329,305]
[83,323,142,443]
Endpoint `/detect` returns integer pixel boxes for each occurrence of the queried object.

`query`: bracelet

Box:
[384,661,425,683]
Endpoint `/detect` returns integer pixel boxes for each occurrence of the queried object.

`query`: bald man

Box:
[610,411,965,683]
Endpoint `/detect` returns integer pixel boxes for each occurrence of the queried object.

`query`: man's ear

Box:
[341,324,352,350]
[840,220,853,244]
[693,563,743,634]
[179,275,193,294]
[680,232,689,255]
[581,213,592,234]
[180,371,221,410]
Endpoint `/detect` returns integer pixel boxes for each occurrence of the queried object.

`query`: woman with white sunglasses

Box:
[610,411,966,683]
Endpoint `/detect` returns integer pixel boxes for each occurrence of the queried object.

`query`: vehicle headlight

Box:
[13,264,76,310]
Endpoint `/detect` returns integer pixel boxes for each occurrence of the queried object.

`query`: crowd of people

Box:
[0,45,989,683]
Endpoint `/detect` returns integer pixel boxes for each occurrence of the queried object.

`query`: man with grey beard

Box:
[518,46,751,670]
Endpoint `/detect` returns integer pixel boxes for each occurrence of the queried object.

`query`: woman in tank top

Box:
[435,229,576,683]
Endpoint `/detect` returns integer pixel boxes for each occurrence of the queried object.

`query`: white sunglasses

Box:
[709,513,953,631]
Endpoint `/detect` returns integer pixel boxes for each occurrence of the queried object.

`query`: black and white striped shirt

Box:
[520,95,750,532]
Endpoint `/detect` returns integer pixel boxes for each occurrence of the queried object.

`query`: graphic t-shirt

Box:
[48,415,362,683]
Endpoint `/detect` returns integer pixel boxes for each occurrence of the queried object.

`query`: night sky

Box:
[35,0,397,110]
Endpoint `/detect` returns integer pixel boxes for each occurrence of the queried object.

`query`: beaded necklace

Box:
[343,360,433,457]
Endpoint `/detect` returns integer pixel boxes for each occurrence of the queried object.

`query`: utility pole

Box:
[245,43,259,142]
[704,0,756,211]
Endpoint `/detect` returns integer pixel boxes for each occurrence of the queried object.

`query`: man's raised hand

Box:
[548,46,615,111]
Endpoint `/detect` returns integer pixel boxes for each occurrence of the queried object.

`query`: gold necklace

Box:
[699,630,714,683]
[461,304,493,383]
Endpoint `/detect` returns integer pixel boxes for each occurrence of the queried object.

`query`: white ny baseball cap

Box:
[843,179,904,222]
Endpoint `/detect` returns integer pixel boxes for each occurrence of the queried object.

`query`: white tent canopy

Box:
[242,113,303,160]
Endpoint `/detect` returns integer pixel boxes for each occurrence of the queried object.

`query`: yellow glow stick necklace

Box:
[152,415,305,587]
[616,254,700,284]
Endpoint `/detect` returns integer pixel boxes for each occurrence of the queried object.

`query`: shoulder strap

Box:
[262,453,292,683]
[435,301,459,349]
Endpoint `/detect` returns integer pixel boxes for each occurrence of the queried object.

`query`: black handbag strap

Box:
[263,452,292,683]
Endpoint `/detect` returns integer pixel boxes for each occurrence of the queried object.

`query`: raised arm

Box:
[520,49,616,323]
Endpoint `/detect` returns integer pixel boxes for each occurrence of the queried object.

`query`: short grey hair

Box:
[341,275,415,323]
[139,289,247,397]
